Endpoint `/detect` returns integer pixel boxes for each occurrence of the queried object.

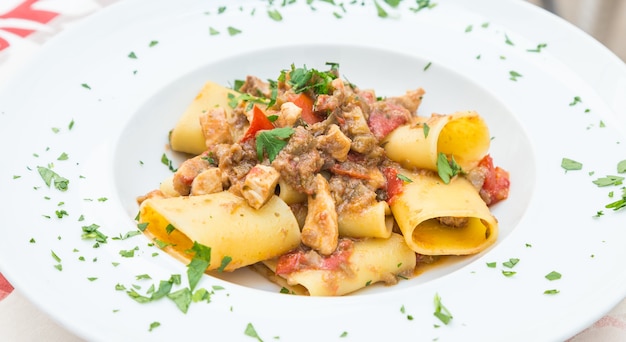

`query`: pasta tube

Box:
[383,111,491,171]
[138,192,301,271]
[169,81,238,155]
[338,201,393,239]
[390,171,498,255]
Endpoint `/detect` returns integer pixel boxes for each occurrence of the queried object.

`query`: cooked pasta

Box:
[136,63,510,296]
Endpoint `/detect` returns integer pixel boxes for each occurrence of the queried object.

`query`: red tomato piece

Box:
[240,105,275,142]
[383,167,404,204]
[478,155,510,205]
[288,92,321,125]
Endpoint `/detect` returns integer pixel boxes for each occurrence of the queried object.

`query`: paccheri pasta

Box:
[136,63,511,296]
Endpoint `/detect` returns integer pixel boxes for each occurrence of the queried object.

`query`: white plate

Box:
[1,0,625,341]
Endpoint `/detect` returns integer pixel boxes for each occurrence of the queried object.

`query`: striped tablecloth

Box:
[0,1,624,341]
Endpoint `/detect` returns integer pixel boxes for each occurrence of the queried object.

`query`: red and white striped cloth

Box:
[0,1,624,341]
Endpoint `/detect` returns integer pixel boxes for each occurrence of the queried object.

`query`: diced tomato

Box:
[330,163,370,180]
[275,240,354,275]
[367,103,408,140]
[478,154,510,206]
[287,92,321,125]
[240,105,275,142]
[383,167,404,204]
[275,251,303,275]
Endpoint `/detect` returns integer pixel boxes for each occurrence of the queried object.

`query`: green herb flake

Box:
[192,288,211,303]
[397,174,413,183]
[161,153,177,172]
[187,242,212,291]
[423,123,430,137]
[423,61,432,71]
[244,323,263,341]
[509,70,522,81]
[504,34,515,45]
[544,289,560,295]
[465,25,473,33]
[149,322,161,332]
[527,43,547,52]
[268,9,283,21]
[569,96,582,106]
[81,83,91,90]
[81,224,108,244]
[167,287,191,313]
[209,27,220,35]
[37,166,69,191]
[340,331,348,338]
[433,293,453,325]
[593,175,624,187]
[165,224,176,234]
[57,152,69,161]
[119,246,139,258]
[51,250,61,263]
[545,271,562,281]
[149,40,159,47]
[217,256,232,272]
[502,270,516,277]
[502,258,519,268]
[374,0,389,18]
[617,160,626,173]
[87,277,98,282]
[486,262,496,268]
[227,26,242,36]
[128,51,137,59]
[436,153,462,184]
[561,158,583,171]
[256,127,295,162]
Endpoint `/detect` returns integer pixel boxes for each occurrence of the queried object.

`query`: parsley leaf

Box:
[286,63,339,95]
[187,242,212,291]
[37,166,69,191]
[433,293,453,325]
[592,175,624,187]
[256,127,295,162]
[436,153,462,184]
[561,158,582,171]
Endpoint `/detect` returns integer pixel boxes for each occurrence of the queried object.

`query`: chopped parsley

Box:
[37,166,69,191]
[268,9,282,21]
[217,256,232,272]
[436,153,462,184]
[509,70,522,81]
[561,158,582,171]
[545,271,562,281]
[149,322,161,331]
[256,127,295,162]
[433,293,453,325]
[544,289,560,295]
[284,63,339,95]
[167,288,192,313]
[161,153,177,172]
[187,242,212,291]
[244,323,263,341]
[227,26,242,36]
[593,175,624,187]
[569,96,582,106]
[527,43,547,53]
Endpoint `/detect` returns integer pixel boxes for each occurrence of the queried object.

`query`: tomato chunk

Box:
[383,167,404,204]
[240,105,275,142]
[287,93,320,125]
[478,155,510,205]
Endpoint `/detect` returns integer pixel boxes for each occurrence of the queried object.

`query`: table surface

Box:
[0,1,625,341]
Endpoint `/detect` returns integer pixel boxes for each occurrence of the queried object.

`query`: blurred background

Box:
[528,0,626,61]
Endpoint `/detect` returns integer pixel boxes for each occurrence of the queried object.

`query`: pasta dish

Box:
[136,63,510,296]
